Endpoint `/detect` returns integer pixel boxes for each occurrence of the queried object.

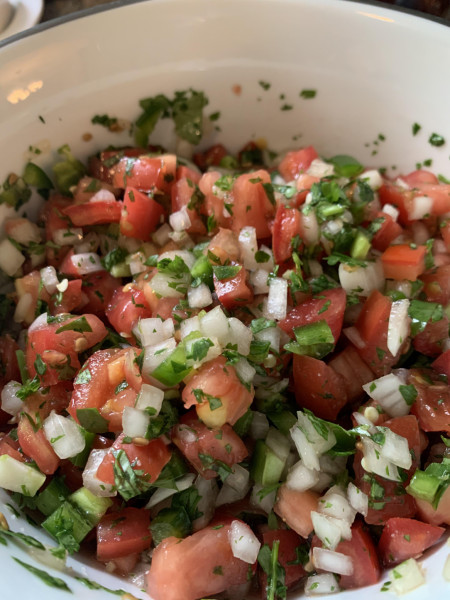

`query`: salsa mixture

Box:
[0,95,449,600]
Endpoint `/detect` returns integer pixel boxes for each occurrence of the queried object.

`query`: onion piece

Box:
[311,511,351,550]
[358,169,383,191]
[362,372,411,417]
[71,252,104,275]
[318,491,356,524]
[228,317,252,355]
[250,483,277,514]
[200,306,230,345]
[290,425,320,471]
[234,358,256,385]
[255,325,280,353]
[389,558,425,595]
[379,427,412,470]
[265,277,288,320]
[305,573,340,596]
[192,476,219,531]
[1,380,23,416]
[286,460,319,492]
[142,338,177,377]
[408,195,433,220]
[180,316,201,339]
[361,437,400,481]
[250,268,271,294]
[238,226,258,271]
[343,326,366,350]
[338,259,384,297]
[228,520,261,564]
[43,410,85,459]
[0,238,25,276]
[250,412,270,440]
[152,223,172,246]
[216,464,251,506]
[387,299,410,357]
[122,406,150,439]
[13,292,33,324]
[382,204,400,221]
[347,482,369,517]
[40,266,59,294]
[52,228,83,246]
[169,207,192,232]
[135,383,164,414]
[313,547,353,576]
[134,317,174,347]
[82,449,116,497]
[187,283,213,308]
[146,473,195,509]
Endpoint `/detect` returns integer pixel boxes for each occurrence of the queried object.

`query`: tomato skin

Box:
[62,200,122,226]
[274,485,318,538]
[377,517,444,567]
[259,529,306,592]
[420,264,450,305]
[51,279,83,315]
[432,349,450,379]
[414,182,450,215]
[371,211,403,252]
[379,180,414,225]
[278,146,318,181]
[279,288,346,345]
[231,170,275,239]
[208,228,240,264]
[112,154,176,194]
[213,265,253,309]
[401,170,439,187]
[409,370,450,433]
[176,165,201,184]
[0,435,24,462]
[381,244,426,281]
[171,410,248,479]
[312,521,381,589]
[106,285,152,337]
[27,313,107,386]
[96,433,171,485]
[147,521,254,600]
[328,345,374,402]
[120,186,164,240]
[88,147,148,184]
[97,507,152,560]
[193,144,228,171]
[182,356,254,427]
[81,272,119,317]
[17,415,60,475]
[0,334,21,384]
[413,316,449,357]
[292,354,348,421]
[171,178,207,235]
[272,205,303,264]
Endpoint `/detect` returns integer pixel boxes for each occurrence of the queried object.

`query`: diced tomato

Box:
[176,165,201,184]
[106,285,152,338]
[377,517,444,567]
[379,180,414,225]
[171,178,207,235]
[183,356,254,428]
[27,313,107,386]
[213,265,253,309]
[41,194,72,239]
[62,200,122,226]
[432,349,450,379]
[328,345,374,401]
[96,433,171,485]
[58,459,83,492]
[112,155,176,194]
[441,219,450,252]
[97,507,152,560]
[413,315,449,357]
[381,244,426,281]
[409,369,450,433]
[68,348,138,431]
[17,414,59,475]
[295,173,320,205]
[208,228,240,264]
[81,271,119,316]
[120,186,164,240]
[279,288,346,345]
[147,520,254,600]
[0,435,23,462]
[278,146,318,181]
[50,279,83,315]
[272,205,303,264]
[193,144,228,171]
[88,147,148,184]
[171,410,248,479]
[415,485,450,526]
[73,177,118,204]
[14,270,51,325]
[420,264,450,305]
[414,182,450,215]
[199,171,231,231]
[259,529,307,592]
[231,170,275,239]
[150,296,180,321]
[106,553,140,576]
[58,249,82,278]
[371,211,403,252]
[401,170,439,187]
[273,485,318,538]
[292,354,348,421]
[313,521,381,589]
[0,334,21,384]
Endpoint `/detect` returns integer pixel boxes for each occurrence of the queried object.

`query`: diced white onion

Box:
[250,412,270,440]
[91,188,116,203]
[6,218,42,245]
[158,249,195,270]
[339,259,384,297]
[408,195,433,220]
[0,238,25,276]
[379,427,412,470]
[142,338,177,376]
[318,491,356,524]
[311,511,351,550]
[150,271,189,298]
[28,311,48,333]
[382,204,400,221]
[305,573,339,596]
[361,437,400,481]
[228,317,252,355]
[135,384,164,415]
[1,380,23,416]
[216,464,251,506]
[307,159,335,179]
[192,476,219,531]
[185,335,222,367]
[169,207,192,232]
[134,317,174,347]
[128,252,147,275]
[358,169,383,191]
[180,316,201,339]
[228,520,261,564]
[238,226,258,271]
[297,412,337,455]
[352,411,377,433]
[311,473,333,495]
[71,252,104,275]
[301,210,320,246]
[82,449,116,497]
[389,558,425,595]
[13,292,32,323]
[387,299,410,357]
[313,547,354,576]
[363,372,411,417]
[319,455,347,476]
[250,268,270,294]
[286,460,319,492]
[255,325,280,353]
[122,406,150,439]
[52,228,83,246]
[43,410,85,459]
[266,428,291,463]
[250,483,277,514]
[265,277,288,321]
[234,358,256,385]
[347,482,368,517]
[187,283,213,308]
[146,473,195,509]
[258,245,275,272]
[28,545,67,572]
[152,223,172,246]
[40,266,58,294]
[385,279,412,298]
[200,306,230,345]
[290,425,320,471]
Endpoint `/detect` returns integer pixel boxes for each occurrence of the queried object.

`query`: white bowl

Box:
[0,1,450,599]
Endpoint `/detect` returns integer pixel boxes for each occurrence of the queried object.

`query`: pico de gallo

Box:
[0,126,449,599]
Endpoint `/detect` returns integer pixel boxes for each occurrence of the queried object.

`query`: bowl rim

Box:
[0,0,449,51]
